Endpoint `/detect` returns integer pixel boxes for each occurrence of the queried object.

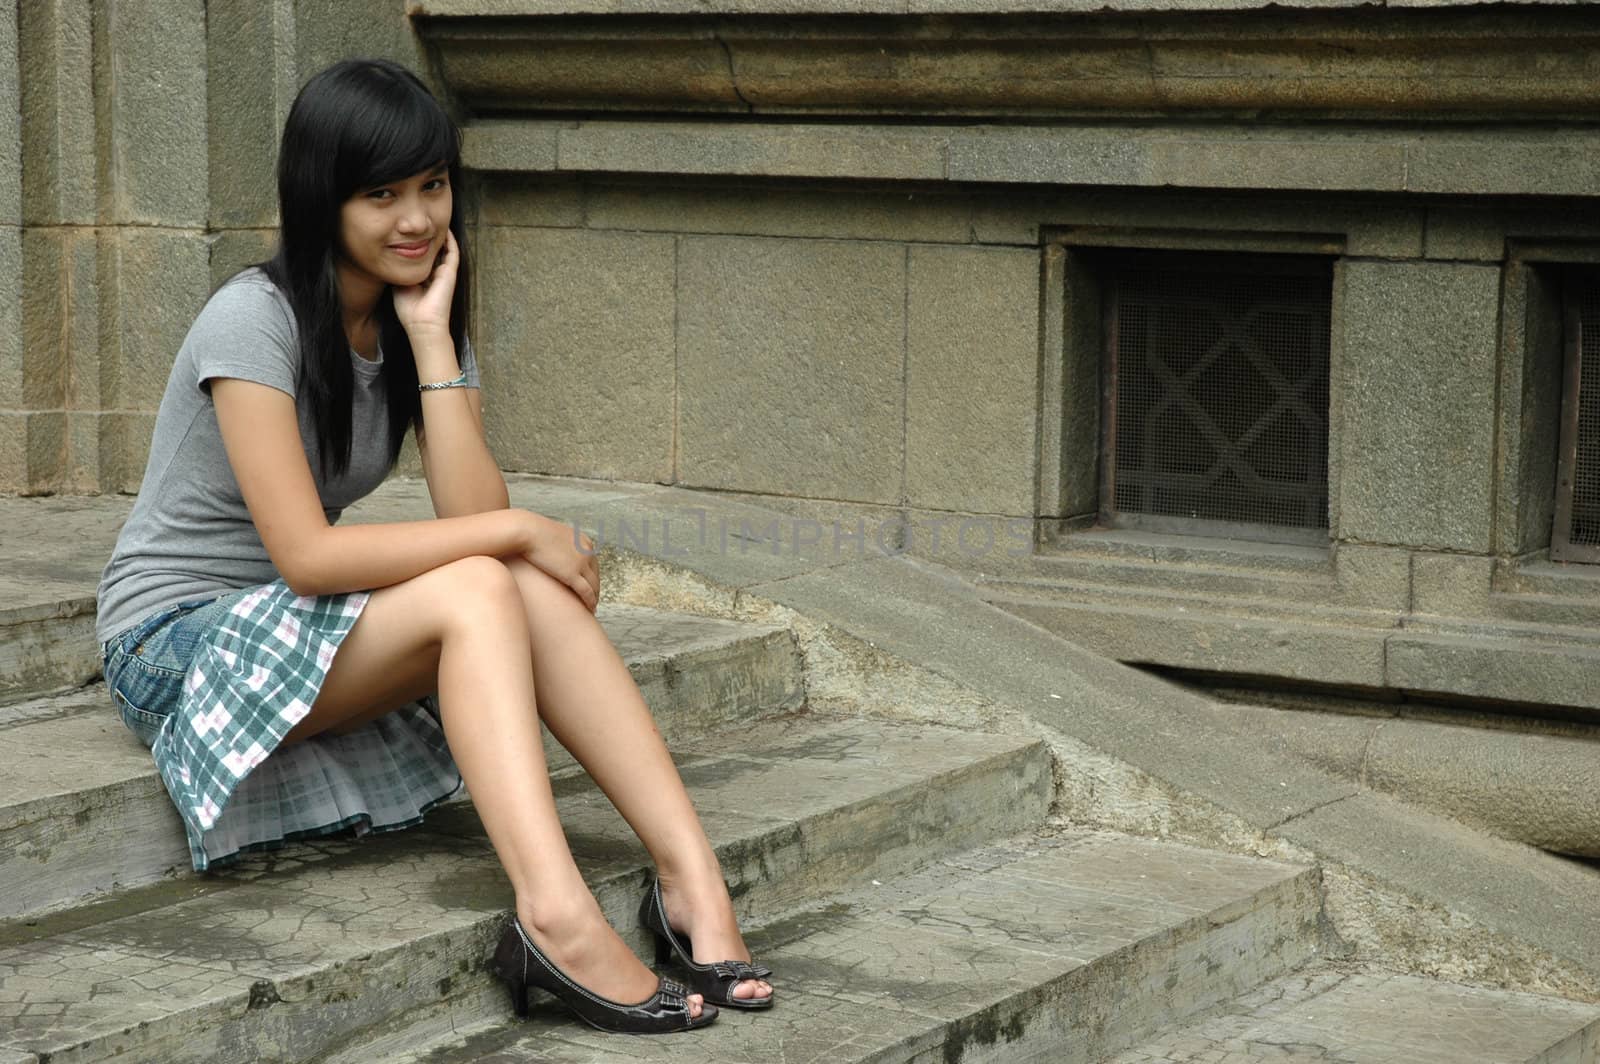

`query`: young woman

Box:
[95,58,772,1035]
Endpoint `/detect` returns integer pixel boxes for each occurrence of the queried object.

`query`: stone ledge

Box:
[463,120,1600,199]
[416,0,1545,12]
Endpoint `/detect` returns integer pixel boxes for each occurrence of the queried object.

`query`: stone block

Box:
[1410,552,1493,618]
[677,235,906,503]
[102,411,158,493]
[19,227,91,411]
[0,2,19,227]
[18,0,95,225]
[97,229,211,412]
[1386,634,1600,712]
[1336,261,1499,552]
[0,226,18,397]
[292,0,426,85]
[460,120,561,174]
[905,245,1040,515]
[477,227,675,481]
[205,0,295,229]
[583,180,973,246]
[555,122,949,183]
[0,411,65,493]
[1409,136,1600,199]
[99,0,208,226]
[1424,207,1507,262]
[207,227,275,290]
[477,174,584,229]
[63,411,100,493]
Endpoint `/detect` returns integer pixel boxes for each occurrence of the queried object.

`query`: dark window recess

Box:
[1553,274,1600,563]
[1103,253,1332,541]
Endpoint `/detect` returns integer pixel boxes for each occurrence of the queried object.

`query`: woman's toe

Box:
[688,993,704,1018]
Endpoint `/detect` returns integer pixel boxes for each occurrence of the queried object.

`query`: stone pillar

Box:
[1335,260,1501,552]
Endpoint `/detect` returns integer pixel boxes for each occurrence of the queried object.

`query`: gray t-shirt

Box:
[96,268,479,644]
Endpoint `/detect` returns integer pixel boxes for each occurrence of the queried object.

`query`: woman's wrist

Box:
[409,330,459,383]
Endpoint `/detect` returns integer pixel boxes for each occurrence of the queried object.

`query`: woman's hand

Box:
[517,510,600,613]
[393,229,459,340]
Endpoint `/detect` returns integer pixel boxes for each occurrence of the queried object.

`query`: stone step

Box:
[0,604,804,922]
[332,831,1321,1064]
[1108,962,1600,1064]
[0,714,1051,1064]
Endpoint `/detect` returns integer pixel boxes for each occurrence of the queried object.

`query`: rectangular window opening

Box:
[1099,250,1333,545]
[1553,271,1600,563]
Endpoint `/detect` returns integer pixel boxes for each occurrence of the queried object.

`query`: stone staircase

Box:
[2,487,1597,1063]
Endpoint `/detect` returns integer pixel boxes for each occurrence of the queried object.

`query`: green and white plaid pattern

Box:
[152,580,461,871]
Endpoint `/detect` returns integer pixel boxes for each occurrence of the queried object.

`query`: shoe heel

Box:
[506,976,531,1018]
[653,931,674,967]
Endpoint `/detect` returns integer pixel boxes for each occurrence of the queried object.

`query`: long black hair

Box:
[263,58,472,480]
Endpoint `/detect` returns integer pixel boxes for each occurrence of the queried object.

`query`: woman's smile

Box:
[388,239,434,260]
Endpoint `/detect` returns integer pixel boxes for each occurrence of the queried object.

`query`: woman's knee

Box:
[503,556,586,613]
[431,555,527,625]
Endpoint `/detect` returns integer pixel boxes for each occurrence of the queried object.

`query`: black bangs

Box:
[336,73,459,196]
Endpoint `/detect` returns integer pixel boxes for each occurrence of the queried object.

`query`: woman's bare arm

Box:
[412,338,509,519]
[212,377,596,608]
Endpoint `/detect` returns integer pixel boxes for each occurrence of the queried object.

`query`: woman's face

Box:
[337,163,453,292]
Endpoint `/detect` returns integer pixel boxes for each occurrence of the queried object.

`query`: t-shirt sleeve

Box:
[189,276,299,398]
[460,334,481,389]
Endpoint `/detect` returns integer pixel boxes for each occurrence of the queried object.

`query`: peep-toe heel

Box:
[638,878,774,1010]
[490,914,718,1034]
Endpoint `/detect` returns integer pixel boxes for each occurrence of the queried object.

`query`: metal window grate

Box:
[1103,254,1332,539]
[1553,275,1600,563]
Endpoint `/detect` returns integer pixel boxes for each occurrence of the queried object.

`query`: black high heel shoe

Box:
[490,914,718,1034]
[638,878,774,1010]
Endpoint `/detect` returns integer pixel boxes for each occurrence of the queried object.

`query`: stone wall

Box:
[10,0,1600,708]
[3,0,424,494]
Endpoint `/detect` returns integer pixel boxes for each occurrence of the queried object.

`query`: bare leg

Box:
[286,556,702,1016]
[502,558,771,1002]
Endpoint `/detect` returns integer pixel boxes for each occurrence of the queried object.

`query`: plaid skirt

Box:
[103,581,462,871]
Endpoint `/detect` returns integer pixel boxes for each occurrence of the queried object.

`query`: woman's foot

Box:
[518,895,708,1019]
[655,870,773,1003]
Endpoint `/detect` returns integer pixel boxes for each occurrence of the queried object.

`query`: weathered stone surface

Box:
[205,0,295,230]
[584,180,974,246]
[0,410,65,495]
[207,227,275,290]
[1112,963,1600,1064]
[361,832,1317,1064]
[461,121,562,174]
[0,604,806,915]
[998,597,1390,688]
[292,0,429,85]
[1386,632,1600,712]
[0,715,1051,1062]
[18,0,95,225]
[477,227,675,481]
[477,175,584,228]
[0,2,19,227]
[99,410,157,495]
[1411,137,1600,198]
[100,0,208,226]
[677,235,905,502]
[1410,552,1494,617]
[19,227,92,411]
[1336,261,1499,552]
[96,229,212,412]
[905,245,1039,515]
[1270,791,1600,990]
[465,119,1600,200]
[0,226,19,401]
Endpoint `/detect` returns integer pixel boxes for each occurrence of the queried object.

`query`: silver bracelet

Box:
[418,371,468,392]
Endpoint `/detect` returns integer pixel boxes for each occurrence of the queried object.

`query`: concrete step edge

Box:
[0,715,1054,1064]
[0,603,806,921]
[333,831,1324,1064]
